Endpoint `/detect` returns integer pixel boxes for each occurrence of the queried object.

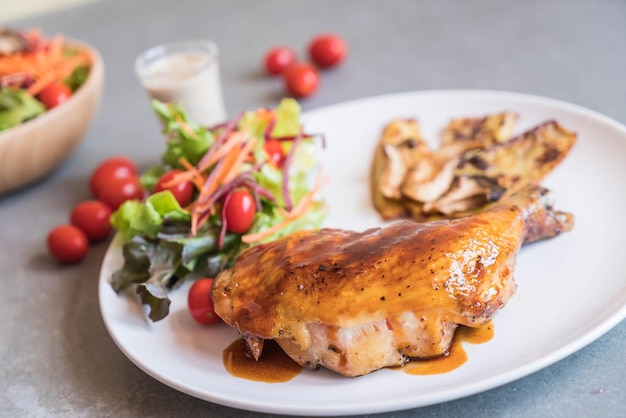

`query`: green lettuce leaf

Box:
[238,97,302,140]
[152,100,214,167]
[247,199,326,244]
[139,165,167,192]
[239,110,269,140]
[272,98,302,137]
[65,65,89,92]
[110,191,190,241]
[112,237,181,321]
[0,88,45,131]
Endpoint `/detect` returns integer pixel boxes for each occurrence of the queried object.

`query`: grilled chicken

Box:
[212,185,574,377]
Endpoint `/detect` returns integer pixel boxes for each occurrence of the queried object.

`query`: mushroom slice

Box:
[443,112,518,149]
[455,120,577,193]
[402,156,460,203]
[400,139,474,204]
[371,119,431,219]
[370,114,576,222]
[423,176,506,216]
[379,144,408,199]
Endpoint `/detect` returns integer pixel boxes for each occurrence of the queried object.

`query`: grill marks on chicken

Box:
[212,185,574,377]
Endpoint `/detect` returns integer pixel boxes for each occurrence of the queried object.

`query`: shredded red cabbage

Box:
[197,111,244,169]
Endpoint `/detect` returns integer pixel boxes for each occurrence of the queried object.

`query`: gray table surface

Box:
[2,0,625,417]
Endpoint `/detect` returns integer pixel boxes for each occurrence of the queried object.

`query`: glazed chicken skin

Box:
[212,185,574,377]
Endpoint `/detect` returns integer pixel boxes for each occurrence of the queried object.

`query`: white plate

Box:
[99,90,626,416]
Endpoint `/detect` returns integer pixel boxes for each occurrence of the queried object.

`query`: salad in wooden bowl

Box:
[0,28,104,194]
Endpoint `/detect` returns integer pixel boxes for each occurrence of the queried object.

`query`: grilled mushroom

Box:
[402,156,459,203]
[423,175,506,215]
[455,120,577,192]
[371,119,430,220]
[371,112,576,222]
[442,112,518,148]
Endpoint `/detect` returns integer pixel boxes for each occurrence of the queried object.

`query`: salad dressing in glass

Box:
[135,40,226,127]
[222,322,494,382]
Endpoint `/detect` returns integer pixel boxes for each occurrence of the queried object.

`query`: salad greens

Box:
[0,28,92,130]
[110,98,327,321]
[0,88,45,130]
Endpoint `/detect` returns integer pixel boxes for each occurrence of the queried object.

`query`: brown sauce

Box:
[223,338,302,383]
[401,322,494,375]
[222,322,494,382]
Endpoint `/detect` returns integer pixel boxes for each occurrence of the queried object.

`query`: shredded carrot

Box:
[185,135,260,234]
[26,53,89,95]
[221,137,257,184]
[190,211,200,236]
[174,112,197,137]
[197,131,246,172]
[161,130,246,191]
[0,31,92,96]
[241,170,329,244]
[50,35,64,57]
[158,105,323,241]
[205,146,240,193]
[177,158,206,191]
[255,108,276,123]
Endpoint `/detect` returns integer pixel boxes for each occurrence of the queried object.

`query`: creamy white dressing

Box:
[136,41,226,127]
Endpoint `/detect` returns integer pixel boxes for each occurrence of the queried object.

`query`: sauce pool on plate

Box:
[223,339,303,383]
[401,322,494,375]
[222,322,494,382]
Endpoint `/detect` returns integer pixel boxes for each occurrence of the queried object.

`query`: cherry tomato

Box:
[38,81,72,109]
[153,169,194,207]
[47,225,89,264]
[308,34,347,68]
[70,200,113,241]
[223,189,256,234]
[187,278,221,325]
[97,175,144,210]
[263,46,297,75]
[283,63,319,98]
[90,156,138,198]
[264,139,286,166]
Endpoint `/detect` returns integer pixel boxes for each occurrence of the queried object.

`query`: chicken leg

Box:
[212,185,574,377]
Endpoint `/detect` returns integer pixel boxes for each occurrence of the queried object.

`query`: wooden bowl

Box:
[0,40,104,194]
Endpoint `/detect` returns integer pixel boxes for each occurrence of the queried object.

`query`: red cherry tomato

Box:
[264,139,286,166]
[308,34,347,68]
[70,200,113,242]
[90,156,138,198]
[37,81,72,109]
[223,189,256,234]
[97,175,144,210]
[283,63,319,98]
[188,278,220,325]
[263,46,297,75]
[47,225,89,264]
[153,169,194,206]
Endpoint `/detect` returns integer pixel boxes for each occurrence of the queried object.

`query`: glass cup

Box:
[135,39,227,127]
